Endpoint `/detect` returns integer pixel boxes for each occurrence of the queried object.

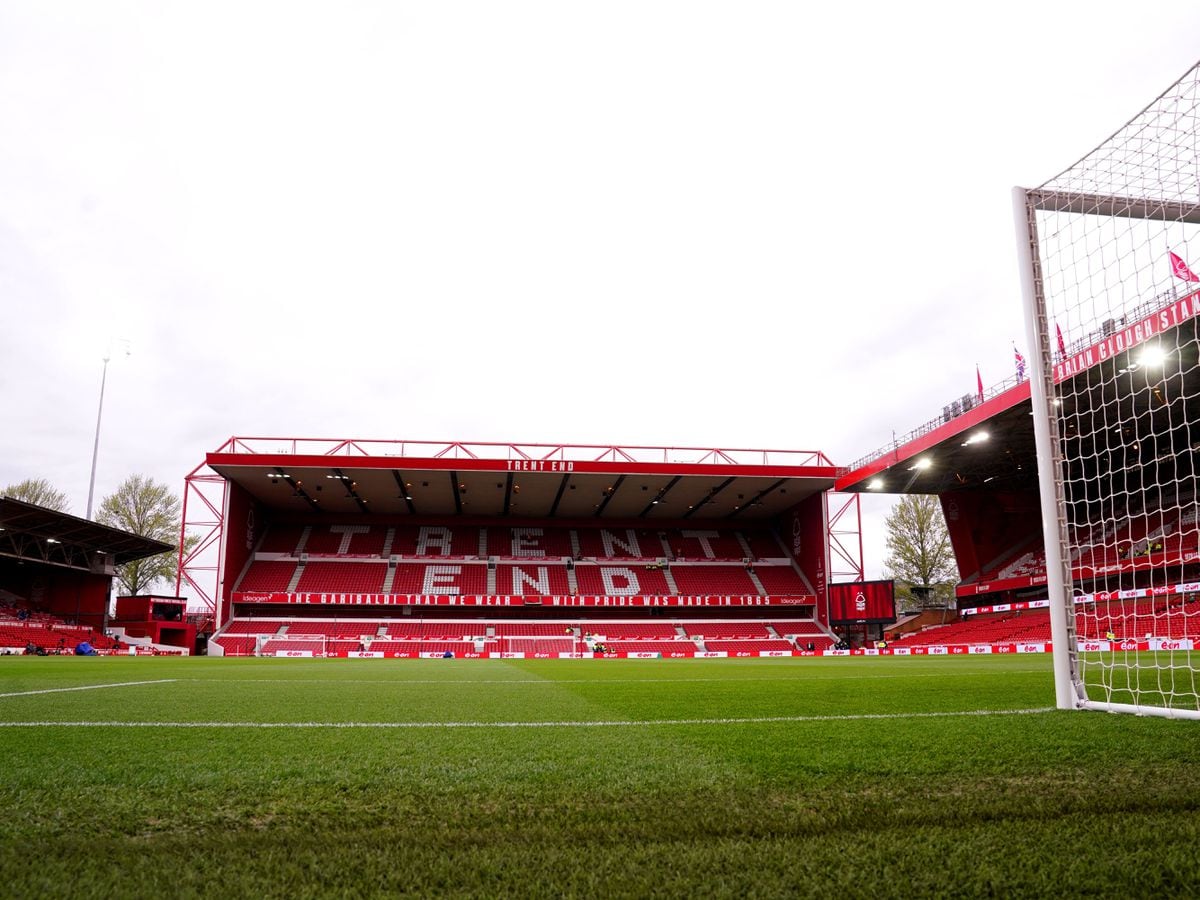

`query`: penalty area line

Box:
[0,679,176,699]
[0,706,1055,728]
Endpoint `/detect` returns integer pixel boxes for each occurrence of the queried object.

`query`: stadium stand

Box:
[211,635,258,656]
[0,621,125,653]
[899,611,1047,647]
[670,565,759,595]
[390,526,480,557]
[668,529,746,560]
[256,524,307,554]
[284,621,380,637]
[740,528,787,559]
[494,563,572,596]
[384,621,484,640]
[681,621,772,639]
[233,525,818,602]
[492,622,577,637]
[584,622,680,640]
[572,563,671,595]
[488,526,575,558]
[294,561,387,593]
[210,619,284,656]
[750,565,811,594]
[208,615,840,657]
[220,619,286,634]
[219,512,836,657]
[237,560,301,592]
[574,528,662,559]
[498,637,581,655]
[301,524,388,557]
[389,562,490,594]
[766,620,835,650]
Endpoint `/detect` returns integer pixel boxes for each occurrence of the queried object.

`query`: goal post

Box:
[1016,60,1200,718]
[1013,186,1084,711]
[255,634,328,658]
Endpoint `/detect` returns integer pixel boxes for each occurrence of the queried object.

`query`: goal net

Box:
[255,634,329,658]
[1016,61,1200,717]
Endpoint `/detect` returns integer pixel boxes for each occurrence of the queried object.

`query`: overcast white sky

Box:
[2,1,1199,583]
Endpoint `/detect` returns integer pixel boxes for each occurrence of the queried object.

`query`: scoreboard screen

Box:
[828,580,896,625]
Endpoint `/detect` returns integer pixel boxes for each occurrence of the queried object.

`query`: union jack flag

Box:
[1014,345,1026,381]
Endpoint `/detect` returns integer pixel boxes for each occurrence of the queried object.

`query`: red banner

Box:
[1054,288,1200,382]
[956,574,1043,597]
[233,592,817,607]
[963,581,1200,615]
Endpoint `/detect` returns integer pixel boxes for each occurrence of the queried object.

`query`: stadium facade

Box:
[181,441,871,658]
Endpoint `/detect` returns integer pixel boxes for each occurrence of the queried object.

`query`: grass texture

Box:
[0,655,1197,898]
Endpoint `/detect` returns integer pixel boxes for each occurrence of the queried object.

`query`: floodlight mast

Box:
[1013,186,1084,711]
[86,339,130,520]
[85,355,111,520]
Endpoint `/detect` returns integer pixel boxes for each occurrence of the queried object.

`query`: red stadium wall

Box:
[788,495,827,624]
[941,490,1042,583]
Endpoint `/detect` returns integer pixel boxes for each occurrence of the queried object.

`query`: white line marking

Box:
[0,679,176,699]
[0,707,1055,728]
[183,669,1045,687]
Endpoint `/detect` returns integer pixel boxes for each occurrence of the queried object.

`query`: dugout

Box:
[111,595,195,652]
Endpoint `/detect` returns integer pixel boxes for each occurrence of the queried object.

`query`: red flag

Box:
[1056,322,1067,357]
[976,365,984,402]
[1169,250,1200,282]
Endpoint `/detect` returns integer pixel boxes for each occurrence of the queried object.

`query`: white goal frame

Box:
[1014,61,1200,719]
[255,634,329,658]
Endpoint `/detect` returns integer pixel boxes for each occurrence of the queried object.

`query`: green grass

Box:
[1,655,1198,897]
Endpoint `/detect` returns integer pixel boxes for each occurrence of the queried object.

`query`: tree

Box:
[96,474,196,596]
[883,495,958,609]
[3,477,70,512]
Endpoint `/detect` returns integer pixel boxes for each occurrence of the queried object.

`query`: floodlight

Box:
[1138,345,1167,367]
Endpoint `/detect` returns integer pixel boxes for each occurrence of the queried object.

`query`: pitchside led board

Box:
[828,580,897,626]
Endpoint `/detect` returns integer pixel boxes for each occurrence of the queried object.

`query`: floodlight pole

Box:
[86,340,130,520]
[85,354,111,520]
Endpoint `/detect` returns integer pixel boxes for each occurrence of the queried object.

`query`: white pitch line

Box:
[183,669,1046,687]
[0,679,176,699]
[0,707,1055,728]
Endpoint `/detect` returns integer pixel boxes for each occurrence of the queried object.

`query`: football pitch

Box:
[1,655,1197,898]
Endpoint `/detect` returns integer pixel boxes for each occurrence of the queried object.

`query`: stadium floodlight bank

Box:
[1016,60,1200,718]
